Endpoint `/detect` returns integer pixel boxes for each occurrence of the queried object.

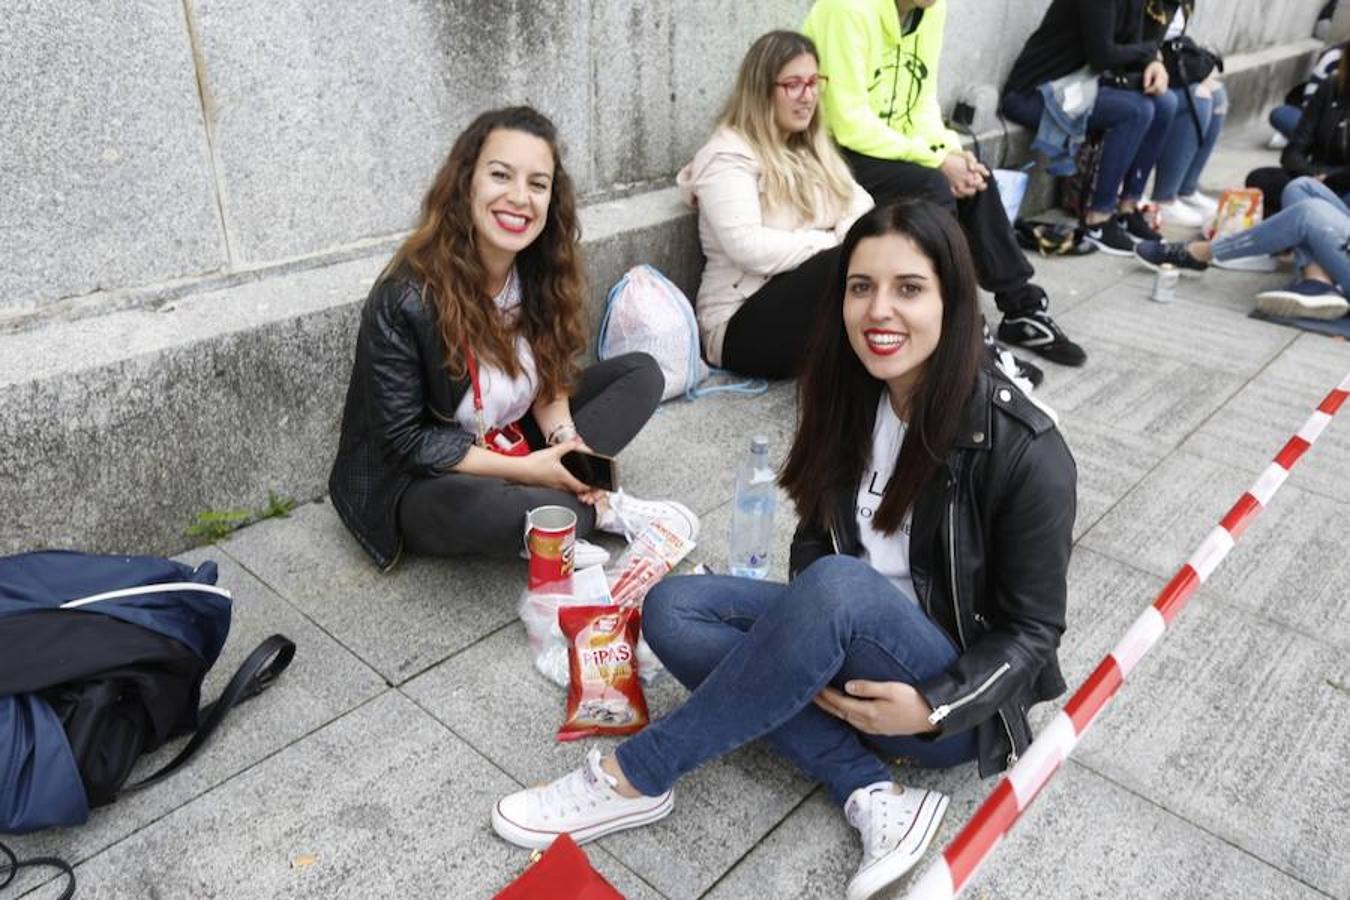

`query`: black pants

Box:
[720,245,843,380]
[841,149,1039,315]
[397,352,662,558]
[1246,166,1292,216]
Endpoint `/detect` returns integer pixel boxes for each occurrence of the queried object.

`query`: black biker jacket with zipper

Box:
[787,367,1077,778]
[329,276,477,571]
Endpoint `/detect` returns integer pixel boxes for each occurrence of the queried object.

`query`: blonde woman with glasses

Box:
[677,30,872,379]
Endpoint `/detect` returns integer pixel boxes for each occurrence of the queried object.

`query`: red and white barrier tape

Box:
[906,371,1350,900]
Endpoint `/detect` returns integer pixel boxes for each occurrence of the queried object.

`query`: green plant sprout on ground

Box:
[186,491,298,543]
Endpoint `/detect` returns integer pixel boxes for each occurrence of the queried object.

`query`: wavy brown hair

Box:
[385,106,586,400]
[780,201,983,534]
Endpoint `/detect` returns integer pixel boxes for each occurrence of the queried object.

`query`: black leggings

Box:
[841,149,1039,313]
[720,245,842,380]
[1246,166,1293,216]
[397,352,662,558]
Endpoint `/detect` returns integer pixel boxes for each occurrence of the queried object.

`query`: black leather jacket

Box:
[1283,79,1350,191]
[787,368,1077,777]
[329,277,477,570]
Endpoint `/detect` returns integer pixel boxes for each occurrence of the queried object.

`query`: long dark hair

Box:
[780,201,983,534]
[385,106,586,400]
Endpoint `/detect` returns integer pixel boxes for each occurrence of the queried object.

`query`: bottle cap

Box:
[750,435,769,453]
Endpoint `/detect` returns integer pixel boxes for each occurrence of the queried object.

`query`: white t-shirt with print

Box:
[856,393,915,602]
[454,267,539,436]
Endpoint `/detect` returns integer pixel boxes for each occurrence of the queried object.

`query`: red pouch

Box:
[493,834,623,900]
[557,605,649,741]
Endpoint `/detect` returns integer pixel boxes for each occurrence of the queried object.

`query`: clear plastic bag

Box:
[520,555,681,688]
[518,588,576,688]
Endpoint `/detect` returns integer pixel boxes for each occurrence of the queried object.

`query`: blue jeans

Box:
[1212,177,1350,292]
[1002,85,1179,214]
[1152,84,1227,201]
[1269,104,1302,139]
[614,557,978,806]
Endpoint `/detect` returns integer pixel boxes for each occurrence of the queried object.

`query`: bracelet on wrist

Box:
[547,422,579,445]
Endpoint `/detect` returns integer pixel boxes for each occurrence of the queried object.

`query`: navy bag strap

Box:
[126,634,296,792]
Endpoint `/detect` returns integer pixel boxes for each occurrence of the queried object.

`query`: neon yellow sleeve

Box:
[811,5,946,166]
[902,1,958,160]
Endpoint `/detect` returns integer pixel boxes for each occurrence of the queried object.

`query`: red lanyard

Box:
[463,342,489,445]
[462,342,529,456]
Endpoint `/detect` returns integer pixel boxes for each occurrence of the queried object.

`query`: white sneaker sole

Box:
[491,791,674,849]
[1255,291,1350,321]
[659,501,700,543]
[845,791,950,900]
[1084,235,1135,257]
[602,499,701,544]
[1212,254,1278,273]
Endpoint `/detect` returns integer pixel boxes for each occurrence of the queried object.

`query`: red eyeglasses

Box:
[774,75,828,100]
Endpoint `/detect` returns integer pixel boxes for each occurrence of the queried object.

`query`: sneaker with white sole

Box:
[1134,240,1209,274]
[1119,210,1162,243]
[598,489,700,543]
[1155,200,1205,229]
[844,782,950,900]
[991,345,1043,392]
[997,308,1087,367]
[1082,217,1135,256]
[492,748,674,849]
[1255,280,1350,320]
[519,537,611,570]
[1178,192,1219,217]
[1212,253,1279,273]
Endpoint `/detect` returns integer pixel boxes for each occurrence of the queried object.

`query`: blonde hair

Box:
[719,31,856,223]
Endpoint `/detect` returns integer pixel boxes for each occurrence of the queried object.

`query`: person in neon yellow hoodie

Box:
[804,0,1088,370]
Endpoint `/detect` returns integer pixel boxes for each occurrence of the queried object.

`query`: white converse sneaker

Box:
[492,748,674,849]
[844,781,950,900]
[597,489,700,543]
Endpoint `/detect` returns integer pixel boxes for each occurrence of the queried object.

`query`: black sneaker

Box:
[1255,280,1349,320]
[1081,217,1135,256]
[1134,240,1209,274]
[988,343,1045,388]
[1120,210,1162,242]
[997,310,1087,367]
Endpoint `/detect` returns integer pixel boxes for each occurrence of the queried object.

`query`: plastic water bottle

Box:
[728,436,776,578]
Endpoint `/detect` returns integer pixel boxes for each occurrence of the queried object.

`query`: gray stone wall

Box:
[0,0,1325,322]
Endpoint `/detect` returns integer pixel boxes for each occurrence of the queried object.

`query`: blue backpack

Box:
[0,550,294,834]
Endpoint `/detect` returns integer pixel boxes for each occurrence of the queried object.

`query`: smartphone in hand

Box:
[561,449,618,492]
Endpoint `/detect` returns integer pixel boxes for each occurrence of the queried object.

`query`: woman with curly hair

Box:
[330,106,696,570]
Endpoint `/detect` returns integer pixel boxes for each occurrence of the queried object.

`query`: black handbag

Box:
[1161,35,1222,86]
[1161,33,1223,140]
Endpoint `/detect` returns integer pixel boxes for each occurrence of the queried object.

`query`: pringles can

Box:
[525,505,577,591]
[1151,264,1179,303]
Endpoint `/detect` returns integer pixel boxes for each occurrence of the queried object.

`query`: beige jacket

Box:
[676,127,873,366]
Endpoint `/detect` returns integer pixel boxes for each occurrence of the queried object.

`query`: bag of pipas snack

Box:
[556,604,649,741]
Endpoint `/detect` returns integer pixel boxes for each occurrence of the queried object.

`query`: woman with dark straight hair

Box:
[492,201,1078,900]
[1247,50,1350,215]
